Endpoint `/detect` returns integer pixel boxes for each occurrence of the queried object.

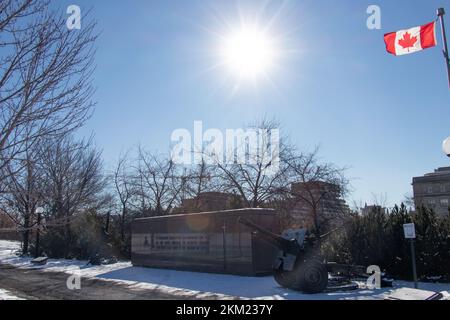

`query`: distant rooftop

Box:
[413,167,450,184]
[424,167,450,176]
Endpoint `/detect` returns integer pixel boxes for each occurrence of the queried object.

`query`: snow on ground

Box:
[1,240,449,300]
[0,288,24,300]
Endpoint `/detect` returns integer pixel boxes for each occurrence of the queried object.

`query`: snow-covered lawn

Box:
[0,288,24,300]
[1,240,449,300]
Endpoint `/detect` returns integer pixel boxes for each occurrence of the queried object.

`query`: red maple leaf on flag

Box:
[398,32,417,51]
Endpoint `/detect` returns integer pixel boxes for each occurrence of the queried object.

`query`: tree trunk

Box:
[64,216,71,258]
[22,231,29,255]
[34,211,41,258]
[22,215,30,255]
[312,206,322,246]
[120,206,126,242]
[104,211,110,234]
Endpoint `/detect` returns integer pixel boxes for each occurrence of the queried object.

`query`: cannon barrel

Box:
[237,217,301,256]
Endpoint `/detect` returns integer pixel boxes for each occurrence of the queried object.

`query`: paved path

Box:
[0,264,233,300]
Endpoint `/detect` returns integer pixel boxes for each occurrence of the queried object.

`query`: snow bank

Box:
[0,288,24,300]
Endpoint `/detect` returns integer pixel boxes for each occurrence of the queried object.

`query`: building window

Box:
[428,199,436,205]
[440,199,449,207]
[427,186,433,194]
[441,185,446,193]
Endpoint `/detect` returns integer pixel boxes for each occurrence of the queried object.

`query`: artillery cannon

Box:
[238,217,393,293]
[238,216,329,293]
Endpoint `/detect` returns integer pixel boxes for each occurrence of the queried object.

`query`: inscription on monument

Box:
[146,233,210,253]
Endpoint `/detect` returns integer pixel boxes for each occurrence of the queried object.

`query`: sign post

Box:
[403,223,418,289]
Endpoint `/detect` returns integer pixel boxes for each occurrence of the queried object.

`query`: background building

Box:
[0,210,20,241]
[360,204,387,215]
[173,181,351,230]
[174,192,243,214]
[412,167,450,216]
[282,181,350,229]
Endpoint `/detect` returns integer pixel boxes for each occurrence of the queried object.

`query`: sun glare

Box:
[221,26,277,80]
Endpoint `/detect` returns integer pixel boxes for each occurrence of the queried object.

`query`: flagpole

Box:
[437,8,450,89]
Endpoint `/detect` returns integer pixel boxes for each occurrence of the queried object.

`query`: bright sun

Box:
[221,26,277,80]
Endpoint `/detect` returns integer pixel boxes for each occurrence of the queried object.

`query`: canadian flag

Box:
[384,21,437,56]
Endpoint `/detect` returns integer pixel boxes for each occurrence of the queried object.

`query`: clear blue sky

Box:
[58,0,450,207]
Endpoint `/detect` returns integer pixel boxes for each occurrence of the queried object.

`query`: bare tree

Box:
[38,135,106,257]
[113,154,134,242]
[403,192,415,210]
[208,119,292,208]
[285,147,350,237]
[135,148,187,216]
[0,0,97,182]
[182,158,221,209]
[0,1,40,32]
[0,142,44,254]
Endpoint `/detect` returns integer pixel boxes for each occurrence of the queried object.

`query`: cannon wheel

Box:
[273,268,296,289]
[294,259,328,294]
